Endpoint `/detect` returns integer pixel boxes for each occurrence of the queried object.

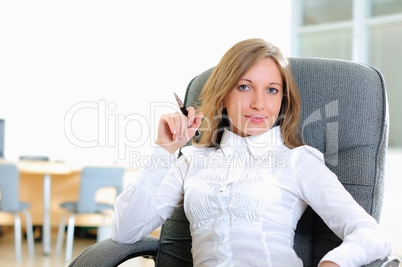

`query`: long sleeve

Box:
[111,146,185,244]
[293,146,393,267]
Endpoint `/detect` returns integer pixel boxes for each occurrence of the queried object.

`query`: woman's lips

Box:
[245,115,267,123]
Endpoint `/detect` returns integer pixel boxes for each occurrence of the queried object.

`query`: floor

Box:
[0,226,154,267]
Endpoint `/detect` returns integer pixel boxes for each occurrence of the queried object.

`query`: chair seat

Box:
[19,202,31,211]
[60,201,114,214]
[0,201,31,213]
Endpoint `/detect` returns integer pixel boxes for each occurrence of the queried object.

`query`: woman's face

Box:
[223,57,283,137]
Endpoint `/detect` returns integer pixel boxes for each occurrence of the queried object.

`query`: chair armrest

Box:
[68,237,159,267]
[363,256,401,267]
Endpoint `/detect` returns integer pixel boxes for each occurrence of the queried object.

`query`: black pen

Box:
[173,92,201,137]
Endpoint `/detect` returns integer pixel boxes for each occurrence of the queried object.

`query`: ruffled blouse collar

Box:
[220,126,284,157]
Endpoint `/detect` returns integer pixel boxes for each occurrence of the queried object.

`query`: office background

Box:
[0,0,401,259]
[0,0,292,166]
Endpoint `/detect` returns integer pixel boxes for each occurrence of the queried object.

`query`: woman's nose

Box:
[250,93,264,110]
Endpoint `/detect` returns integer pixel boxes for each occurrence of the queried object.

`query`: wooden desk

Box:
[17,161,81,256]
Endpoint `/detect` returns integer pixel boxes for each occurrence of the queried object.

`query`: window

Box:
[299,29,353,60]
[372,0,402,16]
[291,0,402,147]
[302,0,353,25]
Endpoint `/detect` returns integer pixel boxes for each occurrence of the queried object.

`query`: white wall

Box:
[0,0,291,167]
[382,149,402,257]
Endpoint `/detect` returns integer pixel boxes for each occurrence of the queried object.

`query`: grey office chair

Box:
[0,163,35,261]
[68,58,401,267]
[56,166,125,263]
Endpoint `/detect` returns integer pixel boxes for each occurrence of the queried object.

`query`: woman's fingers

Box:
[188,112,203,135]
[158,107,202,138]
[174,112,187,139]
[163,109,202,138]
[166,115,177,136]
[156,109,203,154]
[187,107,196,127]
[165,112,187,140]
[194,112,203,127]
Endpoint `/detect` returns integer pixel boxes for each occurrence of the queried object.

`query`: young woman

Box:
[111,38,392,266]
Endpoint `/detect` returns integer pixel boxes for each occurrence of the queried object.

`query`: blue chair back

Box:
[77,166,125,213]
[19,155,49,161]
[0,164,20,212]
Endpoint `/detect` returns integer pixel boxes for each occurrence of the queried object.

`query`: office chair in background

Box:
[55,166,125,262]
[0,163,35,261]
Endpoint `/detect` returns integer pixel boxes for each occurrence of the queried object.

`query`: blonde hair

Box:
[195,38,303,149]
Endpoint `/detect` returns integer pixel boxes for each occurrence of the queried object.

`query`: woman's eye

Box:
[268,88,278,94]
[238,85,250,91]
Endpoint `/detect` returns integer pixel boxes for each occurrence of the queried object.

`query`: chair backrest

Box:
[0,163,21,212]
[156,58,388,266]
[19,155,49,161]
[77,166,125,213]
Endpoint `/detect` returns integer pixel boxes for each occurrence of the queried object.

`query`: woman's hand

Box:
[155,106,203,154]
[319,261,340,267]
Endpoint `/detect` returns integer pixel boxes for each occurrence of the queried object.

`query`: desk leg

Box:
[43,174,51,255]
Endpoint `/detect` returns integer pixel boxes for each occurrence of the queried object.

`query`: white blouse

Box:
[111,126,392,267]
